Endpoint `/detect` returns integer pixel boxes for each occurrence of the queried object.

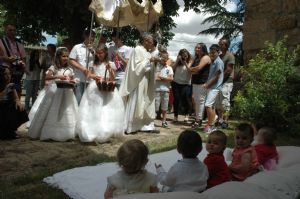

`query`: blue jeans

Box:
[74,82,86,105]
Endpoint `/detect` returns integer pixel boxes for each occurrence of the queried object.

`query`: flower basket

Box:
[55,80,75,89]
[96,68,115,92]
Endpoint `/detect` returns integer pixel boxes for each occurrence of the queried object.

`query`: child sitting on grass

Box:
[254,127,278,170]
[155,130,208,192]
[229,123,259,181]
[104,139,158,199]
[204,130,231,188]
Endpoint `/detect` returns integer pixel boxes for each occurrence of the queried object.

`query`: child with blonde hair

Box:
[155,130,208,192]
[229,123,259,181]
[204,130,231,188]
[104,139,158,199]
[254,127,278,170]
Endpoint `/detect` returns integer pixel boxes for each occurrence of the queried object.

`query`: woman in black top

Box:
[188,43,211,128]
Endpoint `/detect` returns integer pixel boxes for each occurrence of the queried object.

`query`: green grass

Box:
[0,154,116,199]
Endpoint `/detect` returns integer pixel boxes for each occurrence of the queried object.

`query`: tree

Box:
[0,0,92,44]
[232,38,300,134]
[0,4,6,36]
[199,0,244,38]
[199,0,245,64]
[0,0,229,46]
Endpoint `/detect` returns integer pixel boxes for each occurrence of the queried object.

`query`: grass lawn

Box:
[1,120,299,199]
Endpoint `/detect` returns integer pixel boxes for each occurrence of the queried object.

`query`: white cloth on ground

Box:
[43,146,300,199]
[44,144,231,199]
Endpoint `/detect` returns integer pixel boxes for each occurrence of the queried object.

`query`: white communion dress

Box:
[28,65,78,141]
[76,62,125,142]
[26,87,47,127]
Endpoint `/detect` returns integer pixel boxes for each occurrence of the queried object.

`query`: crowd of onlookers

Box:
[0,21,282,199]
[0,20,236,139]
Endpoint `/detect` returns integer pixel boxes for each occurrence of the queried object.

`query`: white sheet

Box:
[44,146,300,199]
[44,144,232,199]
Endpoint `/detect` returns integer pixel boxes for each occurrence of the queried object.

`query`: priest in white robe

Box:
[119,33,159,133]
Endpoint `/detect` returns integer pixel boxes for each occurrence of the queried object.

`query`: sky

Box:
[43,34,57,46]
[167,0,238,59]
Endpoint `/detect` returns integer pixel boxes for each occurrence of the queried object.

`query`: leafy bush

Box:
[232,38,300,134]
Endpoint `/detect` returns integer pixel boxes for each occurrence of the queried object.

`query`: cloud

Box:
[167,6,220,60]
[225,1,238,12]
[168,33,218,60]
[172,8,214,35]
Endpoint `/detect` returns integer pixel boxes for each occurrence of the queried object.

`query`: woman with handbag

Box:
[76,44,125,143]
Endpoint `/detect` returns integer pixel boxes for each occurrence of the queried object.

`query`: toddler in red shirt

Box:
[254,127,278,170]
[204,130,231,188]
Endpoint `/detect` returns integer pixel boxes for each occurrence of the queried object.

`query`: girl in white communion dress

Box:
[29,47,78,141]
[76,44,125,142]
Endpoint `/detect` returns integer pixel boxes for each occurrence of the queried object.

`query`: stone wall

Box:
[243,0,300,64]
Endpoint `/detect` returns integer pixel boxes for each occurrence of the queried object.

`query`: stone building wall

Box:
[243,0,300,63]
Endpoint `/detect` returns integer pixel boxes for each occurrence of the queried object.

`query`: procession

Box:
[0,0,232,142]
[1,0,300,199]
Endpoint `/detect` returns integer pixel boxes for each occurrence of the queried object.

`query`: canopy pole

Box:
[84,12,95,88]
[117,2,120,39]
[147,1,150,32]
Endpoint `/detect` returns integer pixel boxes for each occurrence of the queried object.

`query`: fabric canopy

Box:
[89,0,163,32]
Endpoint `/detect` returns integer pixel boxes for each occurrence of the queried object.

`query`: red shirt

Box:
[255,144,278,166]
[204,153,231,188]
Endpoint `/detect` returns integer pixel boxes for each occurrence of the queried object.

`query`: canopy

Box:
[89,0,163,32]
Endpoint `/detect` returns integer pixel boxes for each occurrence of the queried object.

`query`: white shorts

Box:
[155,91,169,111]
[216,82,233,111]
[205,89,220,107]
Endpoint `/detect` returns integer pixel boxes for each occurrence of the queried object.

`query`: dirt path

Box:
[0,115,191,181]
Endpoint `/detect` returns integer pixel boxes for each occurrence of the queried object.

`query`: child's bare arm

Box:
[160,74,173,82]
[13,88,23,111]
[149,186,159,193]
[158,73,173,82]
[229,153,251,173]
[155,163,176,187]
[104,185,116,199]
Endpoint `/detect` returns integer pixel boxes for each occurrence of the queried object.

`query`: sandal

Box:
[191,120,202,129]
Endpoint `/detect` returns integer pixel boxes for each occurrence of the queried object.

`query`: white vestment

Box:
[119,45,156,133]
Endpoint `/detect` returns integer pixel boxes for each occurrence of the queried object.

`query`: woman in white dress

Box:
[28,47,78,141]
[76,44,125,142]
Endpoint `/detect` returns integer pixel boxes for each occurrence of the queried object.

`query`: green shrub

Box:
[232,38,300,134]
